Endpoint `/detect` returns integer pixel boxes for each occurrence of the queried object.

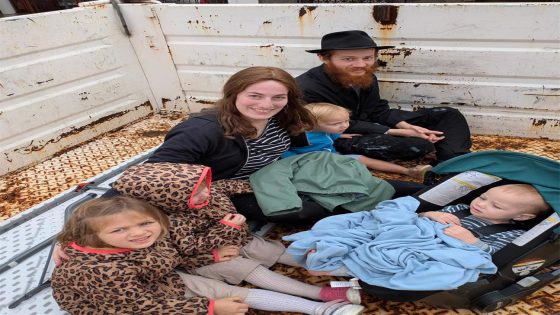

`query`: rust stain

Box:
[372,5,399,26]
[161,98,171,109]
[12,102,153,154]
[532,119,547,127]
[137,130,167,138]
[195,99,214,105]
[298,6,317,35]
[299,6,317,18]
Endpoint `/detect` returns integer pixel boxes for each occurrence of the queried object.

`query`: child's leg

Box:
[178,272,364,315]
[277,249,302,267]
[245,289,365,315]
[358,155,431,179]
[358,155,409,174]
[245,265,361,304]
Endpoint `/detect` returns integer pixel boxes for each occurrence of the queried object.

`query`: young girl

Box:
[111,162,362,304]
[283,102,432,180]
[51,196,365,315]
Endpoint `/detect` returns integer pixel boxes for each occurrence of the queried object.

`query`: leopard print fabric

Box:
[169,211,248,269]
[113,162,250,221]
[112,162,252,265]
[51,240,210,314]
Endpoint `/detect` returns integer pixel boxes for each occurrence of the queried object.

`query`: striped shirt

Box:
[440,204,526,255]
[231,119,290,180]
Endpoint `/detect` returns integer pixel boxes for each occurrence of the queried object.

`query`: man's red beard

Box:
[323,62,377,89]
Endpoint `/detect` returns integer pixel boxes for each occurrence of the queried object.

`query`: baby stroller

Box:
[359,151,560,311]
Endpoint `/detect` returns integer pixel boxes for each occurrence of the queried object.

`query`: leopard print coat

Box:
[51,240,211,314]
[169,211,248,269]
[112,162,252,268]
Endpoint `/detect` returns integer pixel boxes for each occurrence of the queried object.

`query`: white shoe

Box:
[331,304,366,315]
[345,288,361,305]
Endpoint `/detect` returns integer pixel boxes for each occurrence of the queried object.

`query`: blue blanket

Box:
[284,197,497,290]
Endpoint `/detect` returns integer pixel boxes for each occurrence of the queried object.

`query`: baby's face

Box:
[469,187,529,224]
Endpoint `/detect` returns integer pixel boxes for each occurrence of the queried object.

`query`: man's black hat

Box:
[306,30,394,53]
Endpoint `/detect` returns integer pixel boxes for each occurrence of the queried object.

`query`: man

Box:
[297,30,472,164]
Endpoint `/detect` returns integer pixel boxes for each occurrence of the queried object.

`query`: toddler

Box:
[283,102,432,180]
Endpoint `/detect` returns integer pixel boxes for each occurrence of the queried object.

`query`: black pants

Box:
[339,107,471,163]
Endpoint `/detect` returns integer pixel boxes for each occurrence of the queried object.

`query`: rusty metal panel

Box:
[0,5,156,176]
[147,3,559,139]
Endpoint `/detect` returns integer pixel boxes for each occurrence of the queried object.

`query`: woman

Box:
[146,66,315,180]
[126,66,421,221]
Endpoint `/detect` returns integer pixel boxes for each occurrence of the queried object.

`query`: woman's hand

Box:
[215,245,240,262]
[419,211,461,225]
[444,225,478,244]
[222,214,246,226]
[214,297,249,315]
[53,243,71,266]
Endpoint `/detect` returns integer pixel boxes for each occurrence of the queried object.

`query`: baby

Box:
[304,183,549,278]
[419,183,549,254]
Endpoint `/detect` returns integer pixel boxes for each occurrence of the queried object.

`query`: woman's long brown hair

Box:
[216,66,315,138]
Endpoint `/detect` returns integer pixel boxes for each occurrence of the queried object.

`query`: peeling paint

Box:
[195,99,214,105]
[532,119,547,127]
[377,60,387,67]
[372,5,399,25]
[161,98,171,108]
[36,79,54,85]
[299,6,317,18]
[263,21,272,24]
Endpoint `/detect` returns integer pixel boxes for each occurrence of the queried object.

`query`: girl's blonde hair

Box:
[57,196,169,248]
[305,102,351,123]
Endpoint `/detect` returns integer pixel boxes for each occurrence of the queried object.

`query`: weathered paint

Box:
[146,3,559,139]
[0,5,156,175]
[1,2,559,176]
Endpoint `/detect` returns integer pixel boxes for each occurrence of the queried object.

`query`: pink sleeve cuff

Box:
[219,219,241,229]
[212,248,220,263]
[208,299,215,315]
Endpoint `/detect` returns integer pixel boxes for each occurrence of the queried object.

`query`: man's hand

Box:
[419,211,461,225]
[53,243,71,266]
[339,133,361,139]
[392,122,445,143]
[222,214,246,226]
[215,245,240,262]
[444,225,478,244]
[214,297,249,315]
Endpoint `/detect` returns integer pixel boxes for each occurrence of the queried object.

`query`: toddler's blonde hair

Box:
[305,102,351,123]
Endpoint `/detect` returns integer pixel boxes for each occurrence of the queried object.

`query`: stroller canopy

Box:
[432,150,560,214]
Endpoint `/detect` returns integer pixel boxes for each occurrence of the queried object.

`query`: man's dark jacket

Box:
[296,65,421,133]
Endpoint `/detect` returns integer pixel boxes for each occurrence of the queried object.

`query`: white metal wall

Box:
[1,3,559,175]
[0,3,156,176]
[125,2,559,138]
